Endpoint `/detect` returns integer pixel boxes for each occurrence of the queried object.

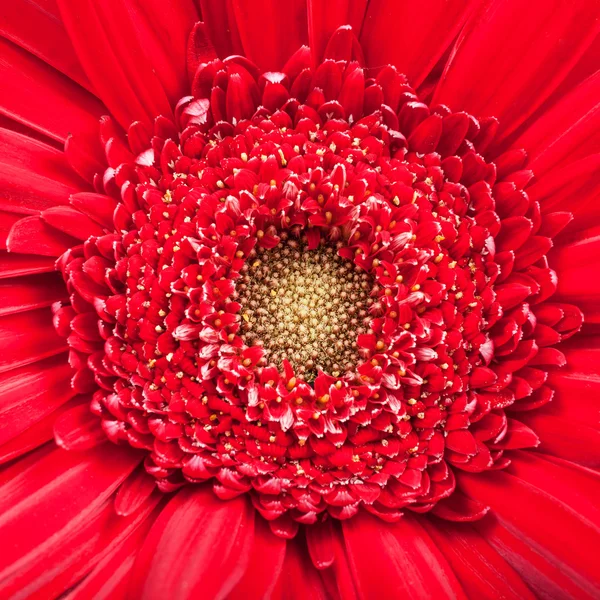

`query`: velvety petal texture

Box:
[0,0,599,598]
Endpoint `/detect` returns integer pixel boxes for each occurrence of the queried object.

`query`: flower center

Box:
[53,38,582,534]
[238,237,372,379]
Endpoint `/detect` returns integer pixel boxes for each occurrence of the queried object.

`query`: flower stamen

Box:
[238,238,371,379]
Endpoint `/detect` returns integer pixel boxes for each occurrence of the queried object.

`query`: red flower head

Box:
[1,1,599,598]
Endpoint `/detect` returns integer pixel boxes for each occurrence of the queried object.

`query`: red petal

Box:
[517,412,600,468]
[512,70,600,176]
[459,468,600,592]
[0,253,55,278]
[490,418,539,450]
[323,25,364,63]
[119,0,198,104]
[231,0,308,71]
[0,162,78,215]
[552,227,600,310]
[509,451,600,526]
[495,216,533,252]
[538,212,573,238]
[268,512,299,538]
[0,309,67,373]
[476,513,599,600]
[422,519,535,600]
[42,206,105,240]
[408,114,443,154]
[227,517,286,600]
[70,192,117,229]
[187,22,218,81]
[0,354,72,444]
[434,0,600,139]
[0,212,23,249]
[226,73,256,122]
[0,127,88,214]
[343,512,466,599]
[0,127,86,200]
[0,0,90,90]
[0,406,65,464]
[198,0,244,58]
[7,215,79,256]
[54,403,106,450]
[130,487,254,599]
[528,154,600,215]
[57,0,184,127]
[431,489,490,522]
[360,0,476,88]
[494,283,531,310]
[64,505,155,600]
[338,66,364,121]
[513,236,552,271]
[114,466,157,517]
[545,368,600,427]
[0,444,141,598]
[0,38,104,143]
[446,430,478,455]
[64,132,106,184]
[308,0,368,64]
[306,518,335,569]
[271,538,329,599]
[0,273,67,316]
[327,531,360,599]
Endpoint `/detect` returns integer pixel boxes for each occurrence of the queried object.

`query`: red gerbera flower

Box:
[1,1,599,598]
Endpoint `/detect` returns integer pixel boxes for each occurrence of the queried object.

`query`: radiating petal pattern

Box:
[0,1,599,598]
